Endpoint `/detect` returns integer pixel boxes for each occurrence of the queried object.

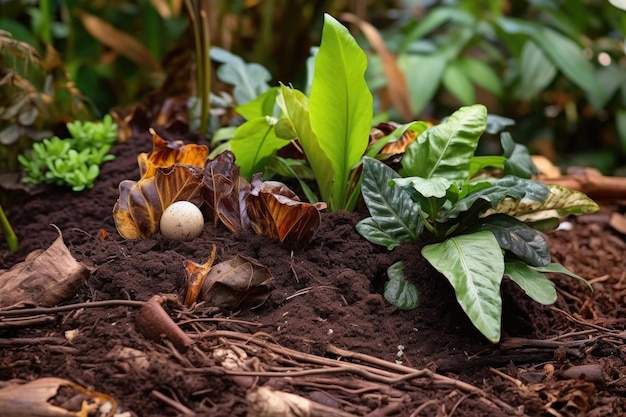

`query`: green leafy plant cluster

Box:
[357,104,599,343]
[222,14,373,212]
[18,115,117,192]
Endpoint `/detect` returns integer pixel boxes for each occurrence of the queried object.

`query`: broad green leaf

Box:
[468,155,507,179]
[309,14,373,211]
[398,7,457,52]
[492,185,599,221]
[393,176,452,220]
[501,132,538,179]
[392,177,452,199]
[442,62,474,105]
[402,105,487,181]
[356,157,422,249]
[514,40,557,101]
[277,85,334,206]
[230,116,289,179]
[235,87,279,120]
[505,261,557,305]
[532,28,604,109]
[356,218,405,250]
[422,231,504,343]
[210,47,271,104]
[457,57,503,97]
[530,263,592,291]
[398,53,447,116]
[473,214,551,267]
[447,176,550,220]
[385,261,420,310]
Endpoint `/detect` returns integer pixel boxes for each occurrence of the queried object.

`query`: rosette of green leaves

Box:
[357,104,599,343]
[18,115,117,191]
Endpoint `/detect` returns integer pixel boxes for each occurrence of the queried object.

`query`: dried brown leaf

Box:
[0,377,115,417]
[77,10,161,72]
[0,227,92,308]
[246,174,325,248]
[199,254,273,310]
[113,165,204,239]
[139,129,209,178]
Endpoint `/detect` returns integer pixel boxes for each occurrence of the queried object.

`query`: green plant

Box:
[18,115,117,191]
[357,104,599,343]
[229,14,373,212]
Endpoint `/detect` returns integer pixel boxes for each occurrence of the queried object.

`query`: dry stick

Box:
[193,330,527,416]
[328,345,526,417]
[151,390,196,416]
[409,399,441,417]
[0,299,146,316]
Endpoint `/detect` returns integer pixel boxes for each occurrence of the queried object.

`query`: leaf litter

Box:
[0,131,625,416]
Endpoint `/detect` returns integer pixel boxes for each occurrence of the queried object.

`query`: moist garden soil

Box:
[1,130,625,417]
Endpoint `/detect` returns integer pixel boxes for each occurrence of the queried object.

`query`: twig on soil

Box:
[0,314,55,329]
[409,399,441,417]
[188,330,528,416]
[151,390,196,416]
[0,299,146,316]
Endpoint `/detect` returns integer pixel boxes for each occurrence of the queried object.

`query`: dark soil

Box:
[1,131,625,417]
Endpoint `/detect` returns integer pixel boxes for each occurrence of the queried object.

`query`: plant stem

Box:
[185,0,211,136]
[0,203,18,252]
[199,4,211,135]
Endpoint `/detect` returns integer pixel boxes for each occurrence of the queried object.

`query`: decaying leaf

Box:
[113,165,205,239]
[184,244,217,306]
[0,227,92,308]
[0,377,116,417]
[138,129,208,178]
[203,150,251,231]
[185,253,272,310]
[246,174,326,247]
[113,131,208,239]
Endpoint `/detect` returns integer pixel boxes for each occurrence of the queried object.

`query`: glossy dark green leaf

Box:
[474,214,551,267]
[356,157,422,249]
[501,132,538,179]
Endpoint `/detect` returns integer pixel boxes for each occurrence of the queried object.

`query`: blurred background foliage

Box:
[1,0,625,175]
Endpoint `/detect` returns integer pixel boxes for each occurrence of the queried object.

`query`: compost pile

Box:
[1,131,625,417]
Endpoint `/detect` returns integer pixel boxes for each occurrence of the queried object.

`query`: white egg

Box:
[160,201,205,241]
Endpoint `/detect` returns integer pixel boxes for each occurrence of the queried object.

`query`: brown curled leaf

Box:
[202,150,251,231]
[138,129,208,178]
[0,226,92,308]
[184,244,217,307]
[198,254,273,310]
[113,165,204,239]
[246,174,326,248]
